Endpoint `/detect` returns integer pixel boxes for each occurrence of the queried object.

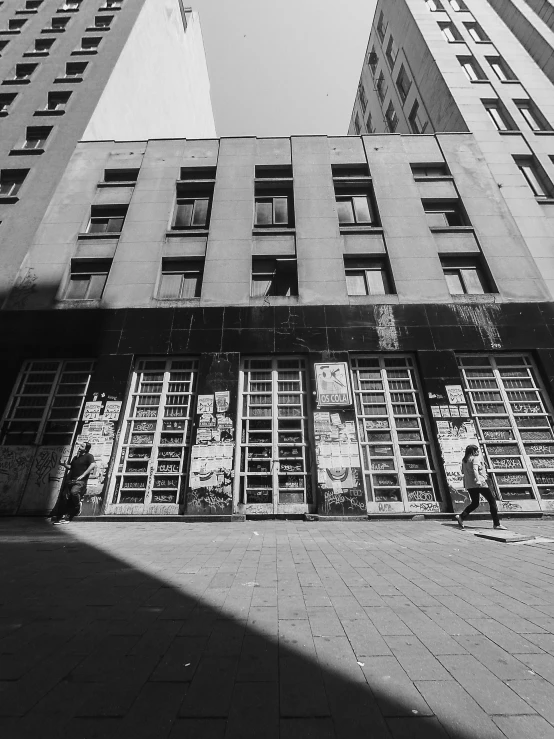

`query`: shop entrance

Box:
[458,354,554,512]
[236,357,312,514]
[105,357,198,514]
[351,356,441,513]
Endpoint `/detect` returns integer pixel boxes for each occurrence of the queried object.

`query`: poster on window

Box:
[315,363,352,407]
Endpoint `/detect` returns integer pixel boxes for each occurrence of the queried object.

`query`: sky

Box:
[191,0,378,138]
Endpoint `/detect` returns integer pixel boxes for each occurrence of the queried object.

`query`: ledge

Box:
[9,148,44,156]
[0,31,23,36]
[41,28,66,34]
[86,26,110,32]
[429,226,474,234]
[71,49,98,55]
[54,76,82,83]
[533,130,554,136]
[166,229,209,238]
[498,130,522,136]
[339,225,383,234]
[537,198,554,205]
[0,195,19,204]
[34,109,65,116]
[2,79,31,85]
[253,227,296,236]
[97,181,137,188]
[77,232,121,240]
[23,51,50,58]
[413,176,454,181]
[450,293,498,303]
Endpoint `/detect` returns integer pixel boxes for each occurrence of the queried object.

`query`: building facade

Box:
[0,0,215,302]
[2,133,554,520]
[349,0,554,295]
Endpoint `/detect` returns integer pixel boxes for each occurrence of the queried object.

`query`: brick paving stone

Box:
[384,636,452,681]
[359,656,433,717]
[385,716,450,739]
[342,618,392,657]
[520,653,554,685]
[279,717,336,739]
[467,617,546,653]
[493,715,554,739]
[225,682,278,739]
[507,678,554,724]
[179,656,239,717]
[454,634,535,680]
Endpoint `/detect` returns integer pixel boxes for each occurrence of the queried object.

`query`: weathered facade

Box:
[2,134,554,520]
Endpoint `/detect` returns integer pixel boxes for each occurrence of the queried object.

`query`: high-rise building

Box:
[349,0,554,293]
[0,0,215,300]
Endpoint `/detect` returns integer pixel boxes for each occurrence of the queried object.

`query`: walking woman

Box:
[456,444,506,530]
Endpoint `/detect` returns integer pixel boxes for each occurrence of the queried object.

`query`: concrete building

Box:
[0,0,215,301]
[2,133,554,521]
[348,0,554,293]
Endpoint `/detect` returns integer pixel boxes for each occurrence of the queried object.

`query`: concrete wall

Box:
[83,4,216,141]
[5,134,551,310]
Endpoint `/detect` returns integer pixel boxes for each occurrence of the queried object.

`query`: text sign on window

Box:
[315,363,352,407]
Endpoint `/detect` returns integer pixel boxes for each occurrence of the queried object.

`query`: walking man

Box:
[456,444,506,530]
[51,443,96,524]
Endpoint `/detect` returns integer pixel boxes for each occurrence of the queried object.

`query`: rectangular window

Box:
[515,157,553,199]
[26,38,55,55]
[409,100,428,133]
[251,258,298,297]
[172,198,210,229]
[483,100,516,131]
[107,357,198,508]
[158,259,203,299]
[0,168,28,197]
[254,195,292,227]
[104,168,139,183]
[100,0,122,9]
[439,22,462,43]
[59,1,82,10]
[0,40,9,54]
[336,192,378,226]
[65,260,110,300]
[385,100,398,132]
[411,164,449,178]
[396,64,411,103]
[0,359,93,446]
[368,47,378,76]
[22,0,43,11]
[73,36,101,53]
[4,18,27,32]
[358,84,367,113]
[386,36,398,69]
[376,11,387,42]
[44,91,71,111]
[90,14,113,29]
[0,93,17,115]
[344,258,393,295]
[19,125,52,150]
[442,258,490,294]
[6,63,38,83]
[424,201,467,227]
[366,111,374,133]
[464,22,489,42]
[45,16,69,32]
[354,113,361,135]
[376,70,387,103]
[172,174,214,230]
[424,0,444,10]
[449,0,467,10]
[87,205,127,233]
[487,56,517,82]
[62,61,87,79]
[181,166,217,180]
[459,56,487,81]
[515,100,552,132]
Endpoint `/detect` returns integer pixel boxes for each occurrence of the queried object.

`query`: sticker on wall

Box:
[197,395,214,414]
[445,385,465,405]
[83,401,102,422]
[103,401,122,421]
[214,391,230,413]
[314,363,352,407]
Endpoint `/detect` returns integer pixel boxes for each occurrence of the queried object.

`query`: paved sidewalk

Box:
[1,519,554,738]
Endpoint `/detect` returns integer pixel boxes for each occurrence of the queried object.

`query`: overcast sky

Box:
[192,0,378,138]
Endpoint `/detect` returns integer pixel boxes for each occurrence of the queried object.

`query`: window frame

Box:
[515,158,553,200]
[0,168,28,198]
[251,257,298,298]
[459,56,487,82]
[376,70,387,103]
[157,259,204,300]
[171,196,211,230]
[385,100,399,132]
[439,22,462,43]
[344,257,393,296]
[515,100,552,133]
[86,205,128,234]
[441,257,491,295]
[376,11,387,42]
[424,0,444,10]
[487,56,517,82]
[408,100,428,134]
[396,64,411,103]
[464,21,489,42]
[358,84,367,113]
[423,201,468,228]
[385,35,398,70]
[483,100,516,132]
[335,191,379,227]
[64,260,111,300]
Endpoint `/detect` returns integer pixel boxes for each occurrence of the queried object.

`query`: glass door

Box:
[351,356,440,512]
[237,357,311,511]
[108,357,197,511]
[458,354,554,510]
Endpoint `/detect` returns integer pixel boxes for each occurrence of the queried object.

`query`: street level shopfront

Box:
[2,304,554,518]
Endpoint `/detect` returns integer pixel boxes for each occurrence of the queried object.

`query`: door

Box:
[236,357,312,513]
[106,357,197,514]
[351,355,440,513]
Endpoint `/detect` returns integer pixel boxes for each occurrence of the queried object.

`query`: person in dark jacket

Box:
[456,444,506,530]
[51,443,96,524]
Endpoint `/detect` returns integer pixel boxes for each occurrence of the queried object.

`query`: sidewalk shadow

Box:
[0,520,507,738]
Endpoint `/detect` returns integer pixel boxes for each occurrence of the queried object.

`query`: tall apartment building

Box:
[0,0,215,301]
[2,133,554,521]
[349,0,554,294]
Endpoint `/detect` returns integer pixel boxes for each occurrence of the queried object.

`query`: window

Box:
[61,61,87,79]
[172,197,210,229]
[515,100,552,132]
[376,11,387,42]
[26,38,55,55]
[65,260,110,300]
[20,0,43,12]
[332,164,370,178]
[483,100,516,131]
[172,171,215,229]
[0,359,93,446]
[396,65,411,103]
[43,91,71,111]
[411,164,449,177]
[0,169,28,197]
[254,195,292,226]
[385,100,398,132]
[515,157,553,199]
[459,56,487,81]
[442,258,490,294]
[73,36,101,53]
[344,258,392,295]
[100,0,122,8]
[104,168,139,183]
[464,22,489,42]
[16,125,52,151]
[44,16,69,32]
[90,14,113,29]
[254,165,292,180]
[449,0,467,10]
[59,1,81,10]
[87,205,127,233]
[368,47,378,76]
[5,64,38,83]
[158,260,203,299]
[354,112,361,135]
[366,112,374,133]
[487,56,517,82]
[2,18,27,33]
[386,36,398,69]
[408,100,428,133]
[251,258,298,297]
[0,40,8,54]
[376,70,387,103]
[358,84,367,113]
[424,0,444,10]
[0,93,17,115]
[336,194,378,225]
[424,201,467,227]
[439,22,462,42]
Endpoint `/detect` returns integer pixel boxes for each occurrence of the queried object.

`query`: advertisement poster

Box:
[314,363,352,407]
